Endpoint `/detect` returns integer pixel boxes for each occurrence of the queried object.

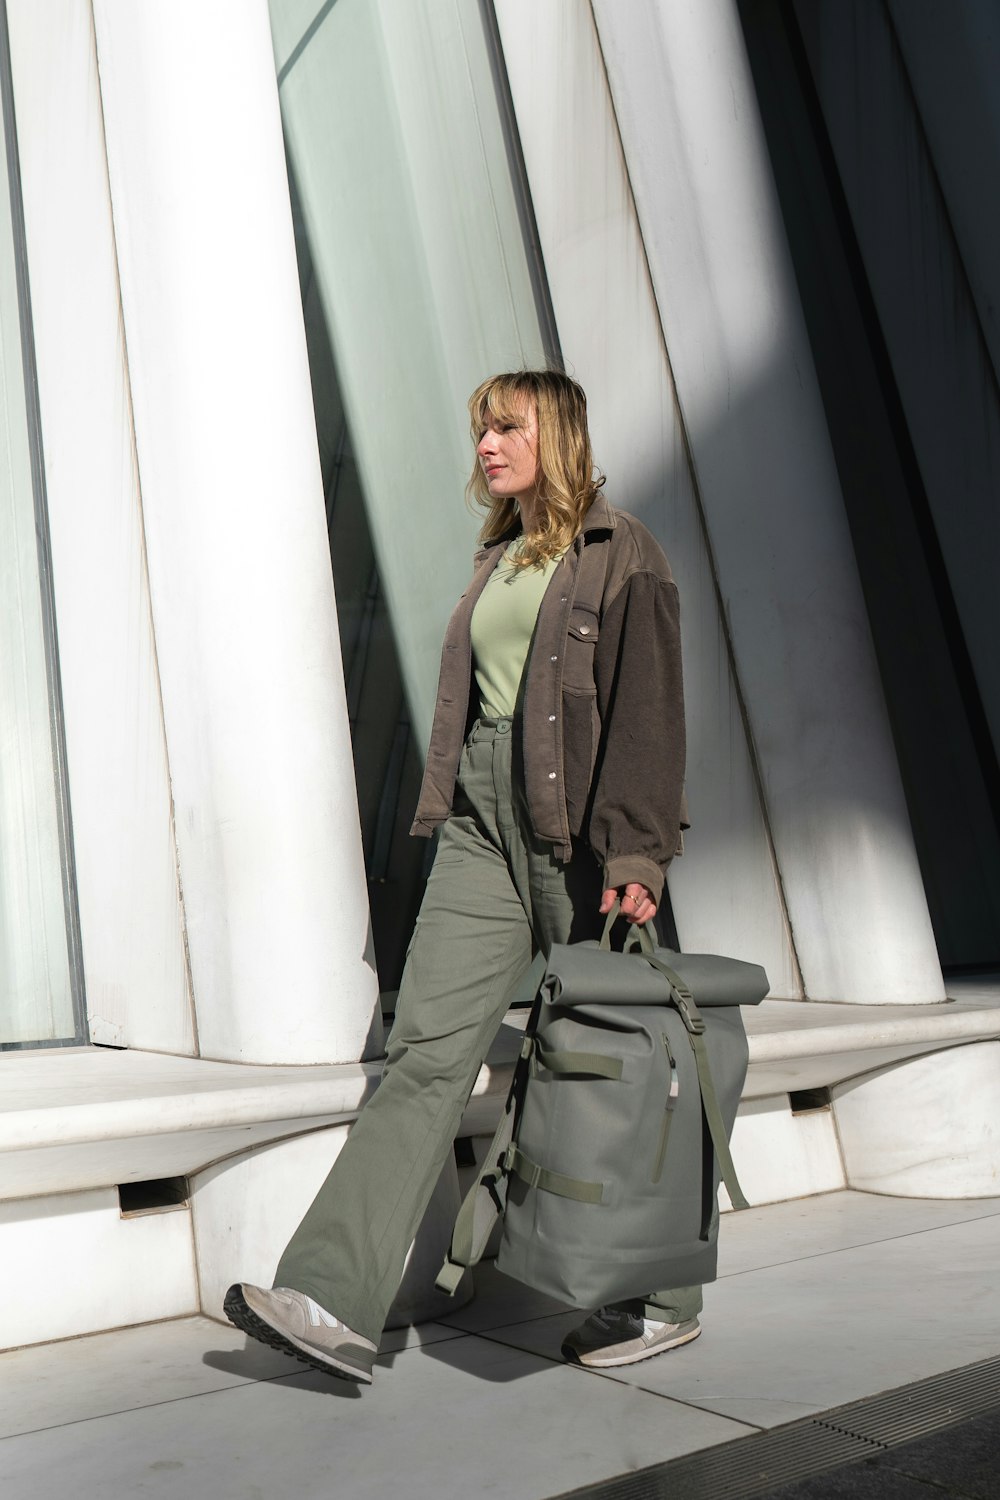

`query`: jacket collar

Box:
[581,491,616,535]
[477,492,617,560]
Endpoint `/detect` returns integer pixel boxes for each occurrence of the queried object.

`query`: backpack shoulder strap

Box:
[436,953,547,1295]
[640,952,750,1218]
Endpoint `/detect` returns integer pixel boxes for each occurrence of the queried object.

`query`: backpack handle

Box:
[599,898,656,954]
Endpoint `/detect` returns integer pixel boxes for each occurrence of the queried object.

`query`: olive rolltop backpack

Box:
[437,905,769,1308]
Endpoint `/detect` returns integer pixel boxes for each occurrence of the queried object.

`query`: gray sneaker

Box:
[562,1306,701,1368]
[224,1284,376,1384]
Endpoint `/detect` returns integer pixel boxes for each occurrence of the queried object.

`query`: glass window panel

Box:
[0,6,81,1047]
[270,0,551,987]
[270,0,549,747]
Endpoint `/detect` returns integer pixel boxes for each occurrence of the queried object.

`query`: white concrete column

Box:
[92,0,380,1062]
[494,0,800,997]
[591,0,944,1003]
[6,0,194,1053]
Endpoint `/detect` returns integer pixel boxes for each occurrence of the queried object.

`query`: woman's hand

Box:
[599,884,657,926]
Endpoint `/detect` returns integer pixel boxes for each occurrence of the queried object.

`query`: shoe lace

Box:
[593,1306,642,1337]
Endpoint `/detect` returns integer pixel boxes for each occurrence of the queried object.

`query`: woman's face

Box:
[476,401,540,505]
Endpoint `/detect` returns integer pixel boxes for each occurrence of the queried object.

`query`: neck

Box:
[516,495,540,533]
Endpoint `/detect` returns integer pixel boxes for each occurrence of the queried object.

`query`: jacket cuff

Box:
[603,855,666,906]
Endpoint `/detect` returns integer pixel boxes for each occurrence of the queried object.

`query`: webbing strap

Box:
[505,1145,605,1204]
[640,952,749,1220]
[687,1029,749,1212]
[435,954,546,1295]
[641,955,705,1035]
[435,1099,515,1295]
[435,1255,467,1297]
[533,1038,623,1080]
[598,898,656,953]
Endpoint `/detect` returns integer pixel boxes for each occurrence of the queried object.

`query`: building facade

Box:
[2,0,998,1350]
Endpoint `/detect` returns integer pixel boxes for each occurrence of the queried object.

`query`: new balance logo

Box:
[304,1295,342,1330]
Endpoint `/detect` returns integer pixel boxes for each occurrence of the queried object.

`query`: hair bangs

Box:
[469,375,535,437]
[466,369,605,568]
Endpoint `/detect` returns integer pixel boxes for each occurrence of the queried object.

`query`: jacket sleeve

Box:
[588,570,685,904]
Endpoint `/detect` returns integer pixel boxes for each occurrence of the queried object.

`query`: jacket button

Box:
[578,625,590,635]
[548,772,557,780]
[550,654,558,662]
[548,714,556,722]
[560,595,567,603]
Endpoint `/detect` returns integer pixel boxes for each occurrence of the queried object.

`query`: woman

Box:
[225,370,698,1384]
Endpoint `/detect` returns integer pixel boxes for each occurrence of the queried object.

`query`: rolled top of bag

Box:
[647,950,769,1007]
[545,903,770,1009]
[544,943,768,1008]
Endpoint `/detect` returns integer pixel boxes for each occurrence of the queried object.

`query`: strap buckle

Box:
[671,982,705,1035]
[503,1143,538,1187]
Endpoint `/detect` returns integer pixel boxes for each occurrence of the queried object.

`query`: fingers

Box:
[624,883,657,925]
[600,885,658,925]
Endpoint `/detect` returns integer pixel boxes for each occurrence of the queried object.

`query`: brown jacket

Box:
[410,494,686,903]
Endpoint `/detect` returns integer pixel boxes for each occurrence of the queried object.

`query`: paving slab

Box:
[4,1191,1000,1500]
[0,1333,753,1500]
[0,1317,291,1441]
[715,1189,1000,1279]
[485,1211,1000,1429]
[0,1309,465,1444]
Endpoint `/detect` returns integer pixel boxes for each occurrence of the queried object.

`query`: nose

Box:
[478,428,498,459]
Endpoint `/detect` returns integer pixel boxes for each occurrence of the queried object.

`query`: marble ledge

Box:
[741,993,1000,1097]
[0,991,997,1201]
[0,1027,521,1200]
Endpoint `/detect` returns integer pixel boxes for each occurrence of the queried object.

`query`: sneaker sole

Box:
[563,1321,701,1369]
[223,1286,374,1385]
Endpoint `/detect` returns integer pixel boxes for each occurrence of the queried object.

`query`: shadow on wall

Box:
[623,338,1000,980]
[271,0,1000,986]
[285,155,1000,990]
[285,152,429,995]
[738,0,1000,972]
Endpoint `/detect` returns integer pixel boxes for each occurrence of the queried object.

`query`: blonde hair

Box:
[467,370,605,569]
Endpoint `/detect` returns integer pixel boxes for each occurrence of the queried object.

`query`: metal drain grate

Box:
[557,1353,1000,1500]
[557,1425,878,1500]
[815,1353,1000,1448]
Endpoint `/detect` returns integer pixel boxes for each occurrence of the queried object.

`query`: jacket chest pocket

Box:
[562,606,599,695]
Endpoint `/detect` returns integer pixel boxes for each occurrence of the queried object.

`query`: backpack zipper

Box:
[652,1033,679,1184]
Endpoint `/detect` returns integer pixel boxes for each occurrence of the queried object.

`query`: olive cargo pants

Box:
[275,719,702,1345]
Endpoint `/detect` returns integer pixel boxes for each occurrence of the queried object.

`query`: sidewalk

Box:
[3,1189,999,1499]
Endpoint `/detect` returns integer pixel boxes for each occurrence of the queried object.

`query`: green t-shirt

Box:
[470,544,565,718]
